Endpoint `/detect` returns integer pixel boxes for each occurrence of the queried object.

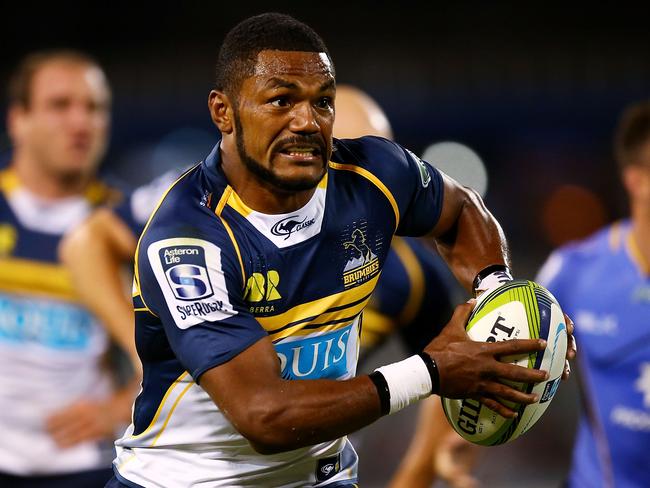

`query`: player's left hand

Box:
[562,312,577,380]
[46,392,131,448]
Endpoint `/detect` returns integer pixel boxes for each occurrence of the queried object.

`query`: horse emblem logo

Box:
[342,228,379,288]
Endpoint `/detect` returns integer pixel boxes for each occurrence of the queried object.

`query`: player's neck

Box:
[11,153,89,200]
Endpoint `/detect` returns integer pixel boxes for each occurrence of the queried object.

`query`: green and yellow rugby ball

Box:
[442,280,567,445]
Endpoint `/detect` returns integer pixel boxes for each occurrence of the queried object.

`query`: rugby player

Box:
[0,50,137,487]
[102,13,574,487]
[537,101,650,488]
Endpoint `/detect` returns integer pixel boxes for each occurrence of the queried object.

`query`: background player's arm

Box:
[53,208,140,447]
[200,302,547,454]
[388,397,480,488]
[60,208,139,366]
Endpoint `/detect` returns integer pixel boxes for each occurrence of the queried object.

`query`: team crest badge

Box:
[342,227,380,288]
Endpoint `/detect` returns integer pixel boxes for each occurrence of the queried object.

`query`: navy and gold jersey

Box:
[113,137,444,487]
[0,168,126,475]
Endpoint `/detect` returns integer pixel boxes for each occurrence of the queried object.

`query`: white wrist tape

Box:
[374,355,432,415]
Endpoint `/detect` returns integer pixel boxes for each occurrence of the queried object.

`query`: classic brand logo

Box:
[342,228,379,288]
[270,215,316,240]
[160,246,214,301]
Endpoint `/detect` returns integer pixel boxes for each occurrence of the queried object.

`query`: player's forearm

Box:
[202,337,441,454]
[204,370,382,454]
[434,186,510,292]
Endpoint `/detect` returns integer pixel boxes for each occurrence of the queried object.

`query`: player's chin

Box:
[273,168,325,192]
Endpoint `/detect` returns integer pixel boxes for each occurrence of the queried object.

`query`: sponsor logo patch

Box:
[160,246,214,300]
[148,238,235,329]
[316,454,341,482]
[275,325,354,380]
[406,148,431,187]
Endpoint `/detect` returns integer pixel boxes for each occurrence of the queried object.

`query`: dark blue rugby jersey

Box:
[115,136,444,486]
[133,136,444,383]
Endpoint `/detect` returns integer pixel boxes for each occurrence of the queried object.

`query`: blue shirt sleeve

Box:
[137,221,266,382]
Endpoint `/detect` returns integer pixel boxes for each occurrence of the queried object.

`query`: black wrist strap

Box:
[368,371,391,416]
[417,352,440,395]
[472,264,511,292]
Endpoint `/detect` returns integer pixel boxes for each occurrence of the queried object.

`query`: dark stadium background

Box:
[2,3,647,486]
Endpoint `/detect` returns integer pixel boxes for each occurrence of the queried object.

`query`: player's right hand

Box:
[423,300,548,419]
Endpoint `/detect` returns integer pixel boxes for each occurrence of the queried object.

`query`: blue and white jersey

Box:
[0,168,126,475]
[537,221,650,488]
[113,136,445,487]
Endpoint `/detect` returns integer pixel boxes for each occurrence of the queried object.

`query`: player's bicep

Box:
[425,172,473,239]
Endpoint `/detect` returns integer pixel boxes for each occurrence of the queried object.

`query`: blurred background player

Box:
[0,50,137,487]
[536,101,650,487]
[61,82,478,487]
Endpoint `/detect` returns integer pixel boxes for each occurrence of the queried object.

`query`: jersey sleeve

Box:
[137,223,266,382]
[336,137,445,237]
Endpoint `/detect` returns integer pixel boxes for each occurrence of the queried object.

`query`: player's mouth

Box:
[278,145,322,162]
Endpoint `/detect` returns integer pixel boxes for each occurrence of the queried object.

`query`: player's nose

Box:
[289,101,319,134]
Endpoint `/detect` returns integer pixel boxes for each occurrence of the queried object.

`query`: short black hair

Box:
[215,12,333,98]
[8,49,103,108]
[614,101,650,169]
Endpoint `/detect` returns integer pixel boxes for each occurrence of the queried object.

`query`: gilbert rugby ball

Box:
[442,280,567,445]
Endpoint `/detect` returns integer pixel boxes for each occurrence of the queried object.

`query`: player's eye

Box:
[269,96,291,108]
[315,97,333,110]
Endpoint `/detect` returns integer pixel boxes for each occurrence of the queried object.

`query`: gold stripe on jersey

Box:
[223,186,253,217]
[151,380,195,446]
[391,237,426,325]
[257,274,380,341]
[129,371,191,441]
[134,164,199,315]
[215,187,246,286]
[328,162,399,229]
[0,168,119,206]
[0,257,78,301]
[0,168,20,193]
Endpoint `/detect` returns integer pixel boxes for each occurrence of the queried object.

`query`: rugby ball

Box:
[441,280,567,445]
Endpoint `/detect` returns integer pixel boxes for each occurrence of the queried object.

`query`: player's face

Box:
[12,60,110,182]
[233,50,335,192]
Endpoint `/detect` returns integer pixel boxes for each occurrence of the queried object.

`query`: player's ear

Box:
[208,90,234,134]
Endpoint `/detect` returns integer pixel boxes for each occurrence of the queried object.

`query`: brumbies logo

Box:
[342,228,379,288]
[160,246,214,300]
[271,215,316,240]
